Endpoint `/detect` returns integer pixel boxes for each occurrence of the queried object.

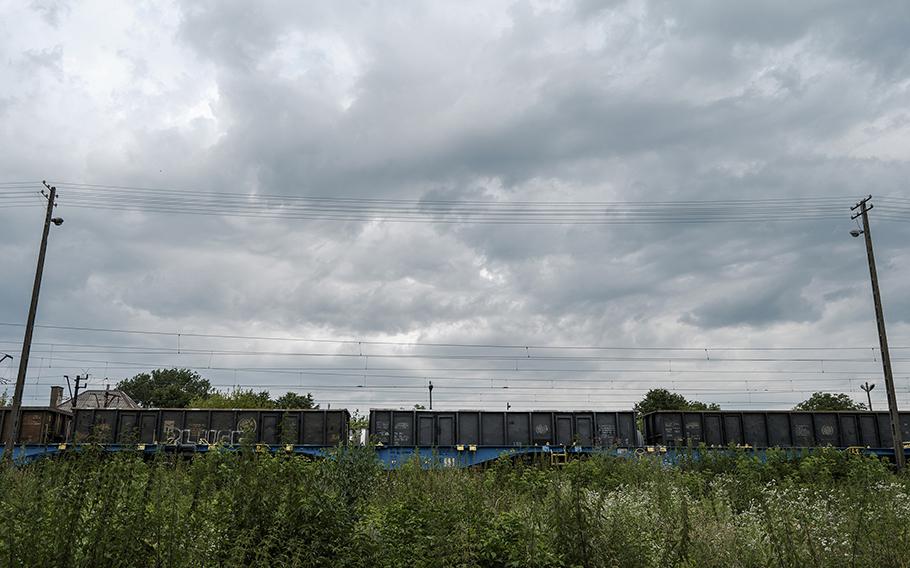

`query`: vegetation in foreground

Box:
[1,447,908,567]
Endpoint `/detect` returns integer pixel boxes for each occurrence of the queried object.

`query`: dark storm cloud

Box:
[1,0,910,409]
[167,0,907,201]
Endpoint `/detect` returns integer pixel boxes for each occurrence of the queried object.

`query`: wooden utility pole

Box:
[852,196,904,468]
[4,182,61,457]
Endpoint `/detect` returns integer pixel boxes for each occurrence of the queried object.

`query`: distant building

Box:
[58,388,140,410]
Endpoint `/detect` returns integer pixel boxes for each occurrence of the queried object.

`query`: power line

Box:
[6,182,910,223]
[0,181,903,224]
[43,182,853,204]
[57,204,864,225]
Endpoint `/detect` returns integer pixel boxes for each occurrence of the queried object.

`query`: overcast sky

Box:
[2,1,910,413]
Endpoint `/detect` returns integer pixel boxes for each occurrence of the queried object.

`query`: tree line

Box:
[635,388,868,413]
[110,368,867,412]
[115,368,317,409]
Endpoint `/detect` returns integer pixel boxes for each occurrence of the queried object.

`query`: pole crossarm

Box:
[851,194,873,219]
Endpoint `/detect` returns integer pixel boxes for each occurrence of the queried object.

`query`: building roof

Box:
[58,389,140,410]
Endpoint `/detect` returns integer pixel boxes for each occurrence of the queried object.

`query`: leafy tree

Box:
[413,403,426,410]
[273,392,318,409]
[189,388,274,409]
[117,368,318,409]
[0,389,8,406]
[634,388,720,415]
[188,388,319,409]
[793,392,866,411]
[117,368,211,408]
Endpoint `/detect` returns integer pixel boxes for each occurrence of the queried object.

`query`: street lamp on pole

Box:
[860,381,875,412]
[428,381,433,410]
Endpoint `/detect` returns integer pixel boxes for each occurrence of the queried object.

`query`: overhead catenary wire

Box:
[9,355,907,378]
[7,341,910,362]
[17,366,910,397]
[23,380,910,396]
[2,320,909,405]
[1,322,908,352]
[13,352,910,379]
[4,323,908,386]
[12,340,907,403]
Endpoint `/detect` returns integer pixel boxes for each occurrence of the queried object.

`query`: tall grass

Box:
[1,447,908,567]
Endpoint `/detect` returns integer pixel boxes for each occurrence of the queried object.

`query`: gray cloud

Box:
[1,1,909,410]
[28,0,69,28]
[681,273,822,329]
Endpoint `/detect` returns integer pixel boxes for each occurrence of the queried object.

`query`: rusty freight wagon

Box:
[73,408,350,447]
[0,407,71,444]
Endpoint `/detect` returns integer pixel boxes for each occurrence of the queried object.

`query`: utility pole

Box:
[851,195,904,468]
[65,374,87,411]
[861,381,875,412]
[5,182,63,457]
[428,381,433,410]
[65,374,86,443]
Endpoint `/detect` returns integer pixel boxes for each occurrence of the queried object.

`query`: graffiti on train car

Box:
[162,417,256,445]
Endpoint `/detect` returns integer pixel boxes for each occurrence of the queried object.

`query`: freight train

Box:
[4,405,910,466]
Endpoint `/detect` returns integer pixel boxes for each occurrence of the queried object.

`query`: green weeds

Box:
[0,448,907,567]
